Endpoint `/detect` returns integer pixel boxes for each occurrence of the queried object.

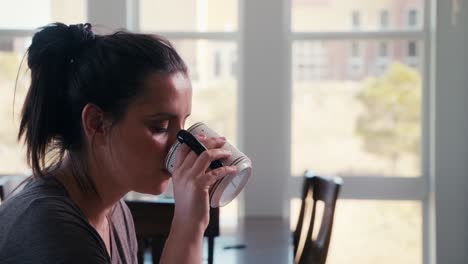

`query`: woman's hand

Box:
[170,134,237,232]
[160,135,236,264]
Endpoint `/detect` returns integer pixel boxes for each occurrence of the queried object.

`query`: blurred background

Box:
[1,0,467,264]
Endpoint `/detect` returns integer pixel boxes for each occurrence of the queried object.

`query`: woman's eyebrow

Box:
[147,112,177,119]
[146,113,191,119]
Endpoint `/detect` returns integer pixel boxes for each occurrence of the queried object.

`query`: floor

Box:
[143,217,293,264]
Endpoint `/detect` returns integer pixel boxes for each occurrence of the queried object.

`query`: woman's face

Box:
[103,72,192,195]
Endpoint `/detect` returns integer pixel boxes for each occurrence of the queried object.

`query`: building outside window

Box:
[380,10,389,29]
[376,41,391,75]
[351,10,361,30]
[408,9,418,28]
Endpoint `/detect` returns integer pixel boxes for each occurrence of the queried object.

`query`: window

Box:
[348,41,364,78]
[351,10,361,30]
[292,2,424,32]
[0,1,87,175]
[380,10,389,29]
[291,0,427,263]
[350,42,360,58]
[230,50,237,77]
[405,41,421,70]
[408,41,418,57]
[379,42,389,58]
[376,41,391,75]
[213,50,222,78]
[0,0,87,29]
[139,0,237,32]
[137,0,239,234]
[408,9,418,28]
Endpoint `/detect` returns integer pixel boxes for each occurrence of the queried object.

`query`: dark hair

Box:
[18,22,188,192]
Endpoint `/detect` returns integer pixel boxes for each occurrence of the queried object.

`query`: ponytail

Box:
[18,23,95,178]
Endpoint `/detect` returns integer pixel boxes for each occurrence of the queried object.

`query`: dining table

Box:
[124,193,219,264]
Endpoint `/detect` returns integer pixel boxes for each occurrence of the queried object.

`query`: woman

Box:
[0,23,236,263]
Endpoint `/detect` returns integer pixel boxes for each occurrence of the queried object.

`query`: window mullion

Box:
[126,0,140,31]
[289,176,427,201]
[142,31,237,40]
[291,30,425,41]
[87,0,127,29]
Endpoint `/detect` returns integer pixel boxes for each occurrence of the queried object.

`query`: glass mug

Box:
[165,122,252,208]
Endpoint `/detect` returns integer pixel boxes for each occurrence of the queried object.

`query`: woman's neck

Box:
[54,156,127,227]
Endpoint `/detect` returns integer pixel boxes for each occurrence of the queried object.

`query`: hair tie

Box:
[68,23,96,64]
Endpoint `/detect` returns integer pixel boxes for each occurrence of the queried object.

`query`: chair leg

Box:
[137,238,146,264]
[151,236,167,264]
[207,237,215,264]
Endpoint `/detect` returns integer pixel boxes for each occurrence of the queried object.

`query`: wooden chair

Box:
[125,197,219,264]
[0,175,13,202]
[0,178,5,201]
[293,171,343,264]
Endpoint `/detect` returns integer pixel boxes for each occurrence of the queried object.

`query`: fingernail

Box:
[219,136,227,141]
[197,134,206,139]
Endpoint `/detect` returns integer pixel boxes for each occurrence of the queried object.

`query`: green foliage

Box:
[355,62,421,162]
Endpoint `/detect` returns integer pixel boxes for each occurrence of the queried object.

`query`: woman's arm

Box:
[159,136,236,264]
[159,216,204,264]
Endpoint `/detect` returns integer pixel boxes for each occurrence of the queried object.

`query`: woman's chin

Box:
[137,179,169,195]
[131,171,171,195]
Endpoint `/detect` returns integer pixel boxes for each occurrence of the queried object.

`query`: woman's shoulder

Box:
[0,177,109,263]
[0,176,78,217]
[0,175,94,237]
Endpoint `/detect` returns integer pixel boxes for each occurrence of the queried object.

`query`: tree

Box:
[355,62,421,173]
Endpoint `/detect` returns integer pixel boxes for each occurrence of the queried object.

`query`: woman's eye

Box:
[151,127,168,134]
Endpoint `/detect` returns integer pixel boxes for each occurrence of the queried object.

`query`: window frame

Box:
[287,1,433,264]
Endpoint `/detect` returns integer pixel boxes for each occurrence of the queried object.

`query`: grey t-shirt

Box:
[0,176,138,264]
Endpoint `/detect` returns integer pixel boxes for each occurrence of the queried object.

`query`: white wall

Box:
[435,0,468,263]
[240,0,291,218]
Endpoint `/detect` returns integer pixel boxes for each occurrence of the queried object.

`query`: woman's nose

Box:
[166,124,184,151]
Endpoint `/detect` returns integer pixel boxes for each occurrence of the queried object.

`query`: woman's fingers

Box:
[189,136,227,170]
[198,136,226,150]
[176,134,227,171]
[174,143,191,168]
[175,134,207,170]
[191,148,232,175]
[202,165,238,186]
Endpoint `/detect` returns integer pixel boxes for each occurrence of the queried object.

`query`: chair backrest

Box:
[0,176,9,202]
[293,171,342,264]
[0,181,4,201]
[0,174,30,203]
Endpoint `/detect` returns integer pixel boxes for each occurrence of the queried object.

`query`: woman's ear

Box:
[81,103,111,144]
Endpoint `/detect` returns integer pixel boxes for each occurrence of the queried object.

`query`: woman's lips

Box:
[161,168,171,177]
